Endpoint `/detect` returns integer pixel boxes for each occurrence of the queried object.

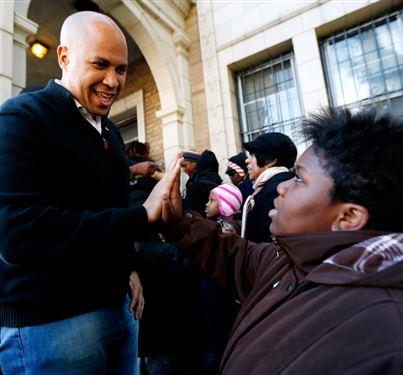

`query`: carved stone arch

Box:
[108,1,180,111]
[14,1,31,18]
[100,0,192,164]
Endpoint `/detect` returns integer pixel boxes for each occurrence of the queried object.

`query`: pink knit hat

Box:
[210,184,243,217]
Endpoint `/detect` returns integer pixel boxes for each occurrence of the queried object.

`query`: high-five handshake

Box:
[142,152,184,224]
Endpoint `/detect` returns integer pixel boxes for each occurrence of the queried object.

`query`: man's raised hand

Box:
[142,152,183,223]
[162,165,182,224]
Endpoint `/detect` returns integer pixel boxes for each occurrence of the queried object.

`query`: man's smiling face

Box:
[58,19,127,116]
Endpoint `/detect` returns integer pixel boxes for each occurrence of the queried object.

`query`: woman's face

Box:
[269,147,343,235]
[246,153,266,181]
[180,160,197,177]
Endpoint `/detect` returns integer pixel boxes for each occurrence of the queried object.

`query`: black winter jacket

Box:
[0,80,149,327]
[244,171,294,243]
[183,150,222,216]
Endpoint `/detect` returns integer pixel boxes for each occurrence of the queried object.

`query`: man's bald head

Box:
[60,11,126,51]
[57,11,128,116]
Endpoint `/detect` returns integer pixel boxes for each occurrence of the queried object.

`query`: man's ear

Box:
[331,203,369,231]
[57,45,69,70]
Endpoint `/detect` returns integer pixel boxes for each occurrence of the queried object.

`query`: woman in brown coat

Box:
[161,107,403,374]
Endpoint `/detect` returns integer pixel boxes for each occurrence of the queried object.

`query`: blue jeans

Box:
[0,298,138,375]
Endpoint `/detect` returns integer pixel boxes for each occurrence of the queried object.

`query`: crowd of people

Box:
[1,9,403,375]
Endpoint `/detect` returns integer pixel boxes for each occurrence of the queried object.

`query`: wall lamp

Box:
[30,42,48,59]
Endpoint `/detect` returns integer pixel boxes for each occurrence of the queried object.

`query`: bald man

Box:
[0,11,175,375]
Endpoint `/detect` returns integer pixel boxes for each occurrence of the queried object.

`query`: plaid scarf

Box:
[324,233,403,273]
[241,166,288,238]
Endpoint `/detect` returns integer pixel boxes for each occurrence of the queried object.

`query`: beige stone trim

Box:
[170,0,193,18]
[106,0,196,167]
[0,1,38,101]
[197,0,237,174]
[173,29,192,57]
[216,1,328,53]
[0,1,14,102]
[156,105,186,166]
[13,13,38,94]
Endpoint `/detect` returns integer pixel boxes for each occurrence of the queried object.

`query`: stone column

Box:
[0,2,37,103]
[13,13,38,96]
[292,29,329,114]
[156,105,185,166]
[172,29,195,152]
[197,0,229,173]
[0,1,14,103]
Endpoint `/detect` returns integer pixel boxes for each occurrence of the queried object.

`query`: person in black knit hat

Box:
[182,150,222,216]
[241,133,297,242]
[180,151,200,178]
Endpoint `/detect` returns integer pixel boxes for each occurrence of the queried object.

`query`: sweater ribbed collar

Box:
[53,79,102,133]
[42,79,78,110]
[42,80,106,132]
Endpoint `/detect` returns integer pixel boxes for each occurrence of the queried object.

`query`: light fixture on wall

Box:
[30,42,48,59]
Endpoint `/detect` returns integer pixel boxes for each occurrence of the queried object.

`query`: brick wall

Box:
[119,57,164,165]
[186,4,211,153]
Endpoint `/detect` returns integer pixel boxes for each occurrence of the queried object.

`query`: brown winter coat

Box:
[170,212,403,374]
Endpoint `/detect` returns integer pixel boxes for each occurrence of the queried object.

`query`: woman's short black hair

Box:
[303,107,403,232]
[244,133,297,169]
[253,151,276,168]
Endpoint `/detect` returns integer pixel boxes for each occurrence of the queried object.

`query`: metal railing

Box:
[236,53,304,144]
[321,9,403,118]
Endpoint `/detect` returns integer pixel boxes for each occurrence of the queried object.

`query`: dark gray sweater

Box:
[0,80,148,327]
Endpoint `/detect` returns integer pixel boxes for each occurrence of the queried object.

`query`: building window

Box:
[114,109,138,144]
[109,90,145,144]
[321,9,403,117]
[236,53,304,143]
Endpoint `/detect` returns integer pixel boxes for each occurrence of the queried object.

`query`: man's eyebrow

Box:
[92,57,127,70]
[92,56,109,62]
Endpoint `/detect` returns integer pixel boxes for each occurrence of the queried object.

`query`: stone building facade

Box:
[1,0,402,172]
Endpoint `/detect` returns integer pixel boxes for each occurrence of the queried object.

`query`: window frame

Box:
[320,9,403,115]
[236,52,304,143]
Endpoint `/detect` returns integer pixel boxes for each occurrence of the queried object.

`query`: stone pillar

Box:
[172,29,195,152]
[292,29,329,114]
[156,105,185,166]
[0,2,37,103]
[197,0,229,173]
[13,13,38,96]
[0,1,14,103]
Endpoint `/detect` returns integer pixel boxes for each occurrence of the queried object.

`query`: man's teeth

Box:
[96,91,113,99]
